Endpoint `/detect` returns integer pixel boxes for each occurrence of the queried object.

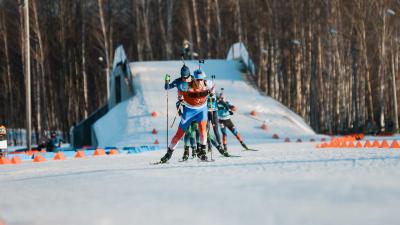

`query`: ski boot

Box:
[240,141,249,150]
[197,145,208,161]
[223,144,228,151]
[182,146,190,161]
[160,148,174,163]
[191,146,197,158]
[217,145,230,157]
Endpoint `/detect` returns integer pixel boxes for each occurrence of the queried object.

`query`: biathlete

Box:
[160,68,214,163]
[216,93,249,151]
[207,94,229,156]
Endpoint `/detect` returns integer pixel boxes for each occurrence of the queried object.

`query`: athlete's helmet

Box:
[193,69,206,80]
[180,65,191,78]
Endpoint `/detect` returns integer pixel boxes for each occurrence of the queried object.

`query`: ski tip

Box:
[242,149,259,152]
[226,154,241,157]
[150,161,166,165]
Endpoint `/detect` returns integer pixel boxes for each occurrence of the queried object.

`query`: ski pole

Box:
[170,102,182,128]
[209,75,216,128]
[181,53,186,65]
[209,75,216,160]
[166,78,169,148]
[206,122,213,161]
[170,113,178,128]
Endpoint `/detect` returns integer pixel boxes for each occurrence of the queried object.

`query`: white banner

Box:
[0,140,7,149]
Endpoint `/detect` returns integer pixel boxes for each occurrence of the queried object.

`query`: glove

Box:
[230,106,237,112]
[165,74,171,82]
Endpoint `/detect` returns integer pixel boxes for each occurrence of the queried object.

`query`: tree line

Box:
[0,0,399,142]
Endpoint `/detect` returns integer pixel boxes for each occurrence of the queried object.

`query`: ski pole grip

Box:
[165,74,171,82]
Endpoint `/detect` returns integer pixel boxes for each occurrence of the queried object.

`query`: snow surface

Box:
[1,143,400,225]
[2,60,400,225]
[93,60,315,148]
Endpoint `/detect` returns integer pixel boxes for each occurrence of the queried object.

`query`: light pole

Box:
[24,0,31,151]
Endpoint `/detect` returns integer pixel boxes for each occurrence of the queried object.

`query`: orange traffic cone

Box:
[152,128,158,134]
[390,140,400,148]
[320,142,328,148]
[356,141,363,148]
[94,149,106,156]
[75,150,85,158]
[11,156,22,164]
[372,140,380,148]
[380,140,390,148]
[154,139,160,144]
[33,154,46,162]
[0,157,11,165]
[26,150,34,156]
[109,149,119,155]
[261,123,268,131]
[54,152,66,160]
[364,140,373,148]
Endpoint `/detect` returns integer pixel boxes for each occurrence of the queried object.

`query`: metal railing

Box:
[226,42,256,77]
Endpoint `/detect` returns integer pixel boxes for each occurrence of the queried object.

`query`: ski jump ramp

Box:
[93,55,315,149]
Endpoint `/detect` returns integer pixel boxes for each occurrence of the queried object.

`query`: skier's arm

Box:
[164,75,180,90]
[228,102,237,111]
[164,78,181,90]
[219,100,231,109]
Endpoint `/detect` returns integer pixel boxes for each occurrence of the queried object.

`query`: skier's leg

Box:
[206,121,212,152]
[161,106,195,162]
[169,115,196,149]
[194,107,209,160]
[182,128,191,160]
[188,122,197,157]
[211,112,222,146]
[225,119,248,149]
[208,129,219,148]
[193,122,201,156]
[219,119,228,150]
[207,122,219,149]
[184,130,191,148]
[194,122,200,145]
